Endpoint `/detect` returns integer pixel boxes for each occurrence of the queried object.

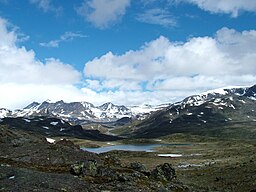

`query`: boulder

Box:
[130,162,147,172]
[150,163,176,182]
[97,166,118,181]
[70,160,97,176]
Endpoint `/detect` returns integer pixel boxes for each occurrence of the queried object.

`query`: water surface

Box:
[81,143,191,154]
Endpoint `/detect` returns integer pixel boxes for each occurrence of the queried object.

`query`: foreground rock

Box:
[0,125,189,191]
[151,163,176,181]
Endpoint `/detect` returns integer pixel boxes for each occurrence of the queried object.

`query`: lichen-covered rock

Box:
[102,154,121,167]
[70,160,97,176]
[70,162,85,176]
[150,163,176,182]
[97,166,118,181]
[130,162,147,172]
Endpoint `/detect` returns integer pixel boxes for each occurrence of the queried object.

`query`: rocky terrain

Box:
[0,125,189,192]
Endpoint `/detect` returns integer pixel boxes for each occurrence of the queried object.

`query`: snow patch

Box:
[202,88,228,95]
[214,98,222,103]
[23,119,31,123]
[46,138,55,143]
[157,154,183,157]
[50,122,58,126]
[42,126,49,130]
[230,104,235,109]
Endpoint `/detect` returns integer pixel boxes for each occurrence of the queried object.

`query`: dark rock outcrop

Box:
[151,163,176,181]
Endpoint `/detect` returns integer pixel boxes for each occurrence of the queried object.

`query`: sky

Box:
[0,0,256,109]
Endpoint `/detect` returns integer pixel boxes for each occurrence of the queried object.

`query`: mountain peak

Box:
[23,102,40,110]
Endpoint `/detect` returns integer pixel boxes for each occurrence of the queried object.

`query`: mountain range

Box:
[0,84,255,140]
[0,101,168,123]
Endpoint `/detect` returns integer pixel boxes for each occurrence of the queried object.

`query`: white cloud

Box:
[1,15,256,110]
[136,8,176,27]
[76,0,131,29]
[84,27,256,103]
[0,84,85,109]
[85,79,142,91]
[0,18,81,84]
[80,88,185,107]
[40,32,87,48]
[0,17,83,109]
[29,0,62,15]
[85,79,102,91]
[185,0,256,17]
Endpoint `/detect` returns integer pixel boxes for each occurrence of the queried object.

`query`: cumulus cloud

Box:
[1,15,256,110]
[184,0,256,17]
[136,8,176,27]
[40,32,87,48]
[76,0,131,29]
[0,17,83,109]
[0,84,85,110]
[84,27,256,100]
[79,88,184,107]
[29,0,62,15]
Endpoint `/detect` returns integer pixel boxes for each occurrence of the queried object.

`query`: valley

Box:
[0,85,256,191]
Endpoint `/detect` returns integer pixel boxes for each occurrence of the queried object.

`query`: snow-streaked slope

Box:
[1,85,255,124]
[133,84,256,139]
[0,108,12,118]
[180,85,255,109]
[4,100,166,123]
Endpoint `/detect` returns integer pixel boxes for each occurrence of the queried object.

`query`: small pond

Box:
[81,143,191,154]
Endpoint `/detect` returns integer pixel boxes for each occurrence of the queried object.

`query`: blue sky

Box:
[0,0,256,109]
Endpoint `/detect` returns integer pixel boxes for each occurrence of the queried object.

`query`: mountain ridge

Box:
[0,85,255,127]
[129,84,256,139]
[0,100,166,123]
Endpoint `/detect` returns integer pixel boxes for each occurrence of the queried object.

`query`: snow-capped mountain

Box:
[132,84,256,139]
[1,85,255,126]
[171,85,255,110]
[0,108,12,118]
[0,100,165,123]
